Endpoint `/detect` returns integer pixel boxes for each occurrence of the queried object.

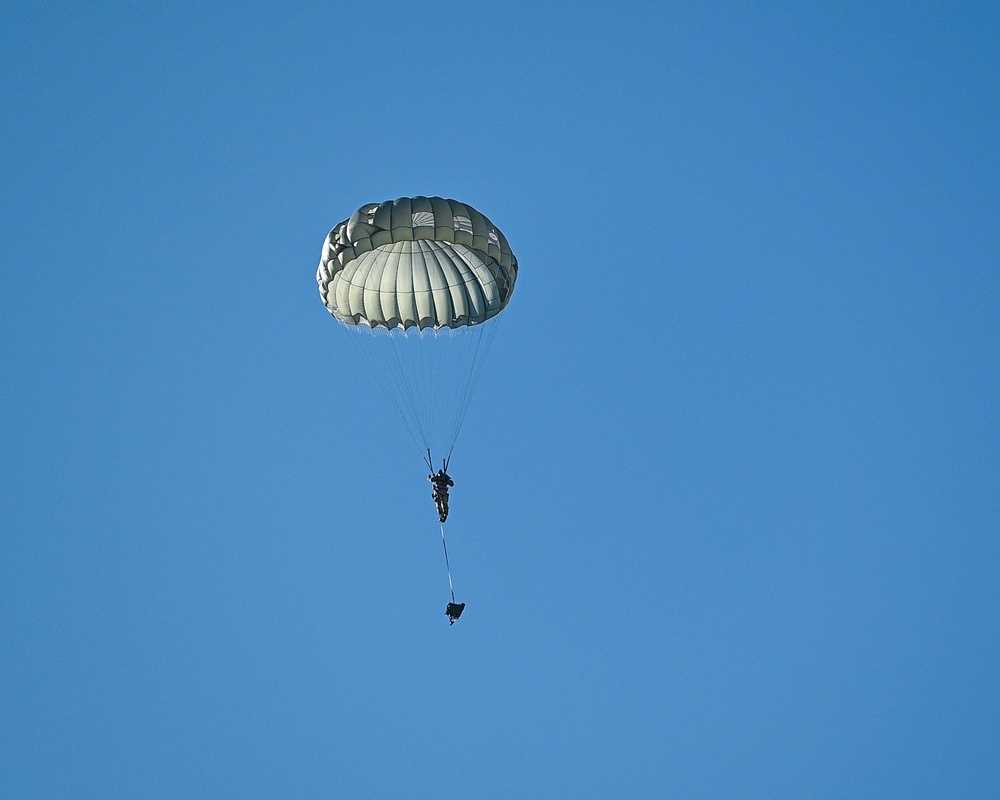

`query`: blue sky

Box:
[3,2,999,797]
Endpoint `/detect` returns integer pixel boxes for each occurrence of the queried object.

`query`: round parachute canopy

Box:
[316,197,517,467]
[316,197,518,331]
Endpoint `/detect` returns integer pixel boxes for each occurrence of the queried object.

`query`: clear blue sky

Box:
[3,2,999,798]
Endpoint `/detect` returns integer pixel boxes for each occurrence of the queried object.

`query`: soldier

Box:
[428,469,454,523]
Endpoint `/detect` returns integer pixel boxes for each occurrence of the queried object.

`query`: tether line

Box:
[440,522,456,602]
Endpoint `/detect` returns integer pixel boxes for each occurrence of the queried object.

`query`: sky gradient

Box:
[3,2,999,798]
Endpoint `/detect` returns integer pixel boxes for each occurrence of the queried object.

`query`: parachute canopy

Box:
[317,197,518,331]
[316,197,517,469]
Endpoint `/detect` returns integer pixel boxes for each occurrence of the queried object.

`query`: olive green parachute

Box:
[317,197,517,331]
[316,197,518,468]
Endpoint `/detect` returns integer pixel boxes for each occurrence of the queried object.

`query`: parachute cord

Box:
[446,311,506,464]
[440,522,456,603]
[345,327,427,457]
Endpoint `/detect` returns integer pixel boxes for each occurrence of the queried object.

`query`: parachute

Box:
[316,197,518,471]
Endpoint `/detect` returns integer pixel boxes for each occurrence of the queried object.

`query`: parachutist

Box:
[429,469,454,523]
[446,602,466,625]
[317,198,518,614]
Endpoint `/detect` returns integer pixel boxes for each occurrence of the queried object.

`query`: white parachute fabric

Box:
[332,240,502,330]
[317,197,517,466]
